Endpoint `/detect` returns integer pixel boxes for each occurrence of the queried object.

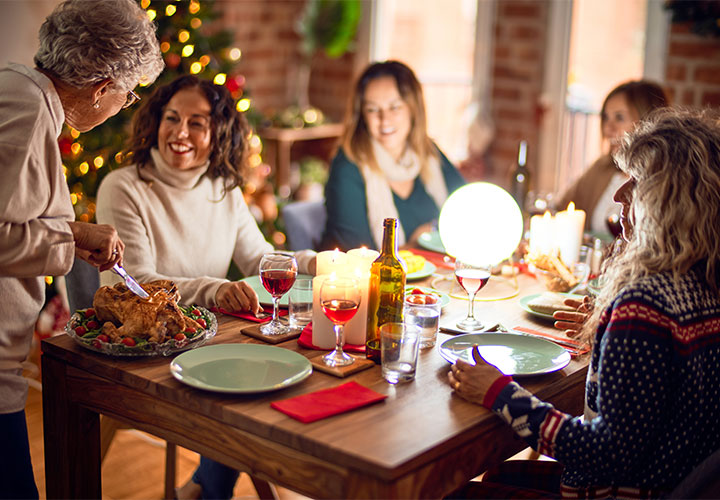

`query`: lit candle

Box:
[529,210,555,255]
[554,202,586,265]
[316,248,348,276]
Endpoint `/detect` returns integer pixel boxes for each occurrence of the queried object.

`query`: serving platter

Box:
[66,306,216,357]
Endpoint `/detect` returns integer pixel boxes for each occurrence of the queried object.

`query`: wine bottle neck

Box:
[381,219,397,256]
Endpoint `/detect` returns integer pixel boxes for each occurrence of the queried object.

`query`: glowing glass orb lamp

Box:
[438,182,523,268]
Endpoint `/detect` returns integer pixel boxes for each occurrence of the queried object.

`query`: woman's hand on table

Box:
[448,346,505,405]
[553,296,593,338]
[216,281,262,315]
[69,221,123,271]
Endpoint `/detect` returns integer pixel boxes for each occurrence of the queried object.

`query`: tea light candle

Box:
[554,202,586,265]
[529,210,555,255]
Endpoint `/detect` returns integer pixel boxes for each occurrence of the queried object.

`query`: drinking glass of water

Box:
[404,292,441,349]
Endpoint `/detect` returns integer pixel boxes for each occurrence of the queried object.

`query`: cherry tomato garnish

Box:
[121,337,136,347]
[84,308,95,318]
[174,333,186,341]
[185,327,197,334]
[86,320,100,330]
[196,318,207,328]
[74,326,87,336]
[192,309,201,316]
[96,334,109,343]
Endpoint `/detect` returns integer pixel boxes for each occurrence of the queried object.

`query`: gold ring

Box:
[454,381,460,390]
[112,249,118,256]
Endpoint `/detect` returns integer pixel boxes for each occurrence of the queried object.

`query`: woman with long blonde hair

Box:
[448,109,720,498]
[321,60,465,250]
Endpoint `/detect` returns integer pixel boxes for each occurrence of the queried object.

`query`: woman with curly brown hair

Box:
[97,75,314,313]
[449,109,720,498]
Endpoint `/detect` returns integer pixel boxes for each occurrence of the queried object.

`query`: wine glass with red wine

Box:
[320,277,360,367]
[259,252,298,336]
[454,259,491,331]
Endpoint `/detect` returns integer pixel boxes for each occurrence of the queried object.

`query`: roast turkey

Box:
[93,280,202,343]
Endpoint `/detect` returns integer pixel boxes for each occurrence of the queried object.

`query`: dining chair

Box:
[281,199,327,251]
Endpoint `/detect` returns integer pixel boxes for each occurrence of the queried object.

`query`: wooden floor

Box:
[24,338,309,500]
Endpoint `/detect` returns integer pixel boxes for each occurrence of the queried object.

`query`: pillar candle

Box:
[529,210,555,255]
[554,202,586,265]
[311,274,335,348]
[343,248,378,345]
[316,249,348,277]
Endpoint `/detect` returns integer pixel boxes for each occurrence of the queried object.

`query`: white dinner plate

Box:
[170,344,312,393]
[417,230,446,254]
[439,333,571,376]
[240,274,312,307]
[407,260,437,281]
[518,293,585,321]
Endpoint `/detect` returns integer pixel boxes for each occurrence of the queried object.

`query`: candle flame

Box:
[543,210,552,220]
[567,201,575,212]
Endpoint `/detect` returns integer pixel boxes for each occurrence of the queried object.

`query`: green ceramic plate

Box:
[439,333,571,376]
[518,293,585,321]
[240,274,312,307]
[170,344,312,393]
[407,260,437,281]
[404,285,450,309]
[417,230,446,254]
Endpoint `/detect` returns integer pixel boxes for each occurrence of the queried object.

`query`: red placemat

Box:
[211,305,287,323]
[408,248,454,270]
[297,323,365,353]
[271,381,387,423]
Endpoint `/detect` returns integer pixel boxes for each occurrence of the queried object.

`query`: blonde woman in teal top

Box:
[321,61,465,251]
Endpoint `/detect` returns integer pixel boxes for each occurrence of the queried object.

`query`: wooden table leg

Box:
[164,442,177,500]
[42,354,102,499]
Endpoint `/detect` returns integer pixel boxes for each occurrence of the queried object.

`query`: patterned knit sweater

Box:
[488,267,720,498]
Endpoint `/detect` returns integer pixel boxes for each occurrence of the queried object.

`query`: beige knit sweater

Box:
[0,64,75,413]
[97,149,314,308]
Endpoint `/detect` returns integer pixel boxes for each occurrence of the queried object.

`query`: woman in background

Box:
[558,80,668,235]
[450,109,720,497]
[97,74,315,500]
[321,60,465,251]
[0,0,163,496]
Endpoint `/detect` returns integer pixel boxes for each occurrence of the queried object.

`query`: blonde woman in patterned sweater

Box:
[448,109,720,498]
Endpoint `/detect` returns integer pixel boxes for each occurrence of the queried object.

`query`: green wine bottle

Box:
[366,218,406,361]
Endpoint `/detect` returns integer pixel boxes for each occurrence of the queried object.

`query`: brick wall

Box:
[665,23,720,107]
[486,0,550,190]
[217,1,353,124]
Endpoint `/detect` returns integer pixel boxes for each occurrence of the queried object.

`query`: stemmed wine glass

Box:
[320,277,360,367]
[454,259,491,331]
[259,252,297,336]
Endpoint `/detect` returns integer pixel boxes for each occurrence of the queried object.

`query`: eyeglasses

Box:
[122,89,141,110]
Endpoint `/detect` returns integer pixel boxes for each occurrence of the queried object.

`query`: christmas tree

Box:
[60,0,281,242]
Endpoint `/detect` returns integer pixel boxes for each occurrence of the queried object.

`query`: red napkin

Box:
[408,248,455,270]
[211,305,287,323]
[297,323,365,353]
[271,381,387,423]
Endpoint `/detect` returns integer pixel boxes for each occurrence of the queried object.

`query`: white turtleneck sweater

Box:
[96,149,314,307]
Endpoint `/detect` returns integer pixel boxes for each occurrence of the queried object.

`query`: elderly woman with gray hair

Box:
[0,0,163,496]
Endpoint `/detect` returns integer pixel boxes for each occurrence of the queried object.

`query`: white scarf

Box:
[362,140,448,248]
[149,148,209,189]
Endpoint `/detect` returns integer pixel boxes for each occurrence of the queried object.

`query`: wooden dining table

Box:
[41,269,588,499]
